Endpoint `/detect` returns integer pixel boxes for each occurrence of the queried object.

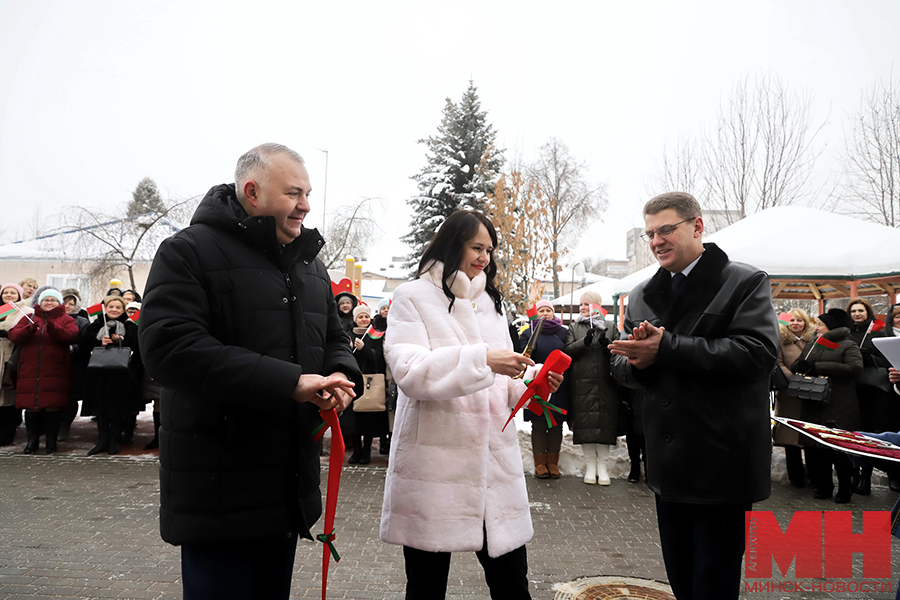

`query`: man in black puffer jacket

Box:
[140,143,362,600]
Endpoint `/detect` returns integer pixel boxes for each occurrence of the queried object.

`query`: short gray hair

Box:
[235,143,305,202]
[643,191,702,221]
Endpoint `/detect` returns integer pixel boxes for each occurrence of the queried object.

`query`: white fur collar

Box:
[420,261,487,300]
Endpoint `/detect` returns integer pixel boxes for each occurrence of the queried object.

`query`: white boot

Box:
[582,444,597,484]
[596,445,611,485]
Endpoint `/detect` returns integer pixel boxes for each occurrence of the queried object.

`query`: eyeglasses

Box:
[640,218,695,241]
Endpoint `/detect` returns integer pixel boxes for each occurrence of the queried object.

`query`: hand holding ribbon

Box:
[502,349,572,432]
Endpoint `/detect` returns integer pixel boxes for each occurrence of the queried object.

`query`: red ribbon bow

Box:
[502,350,572,432]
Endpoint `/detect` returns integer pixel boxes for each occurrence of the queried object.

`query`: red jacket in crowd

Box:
[9,304,79,410]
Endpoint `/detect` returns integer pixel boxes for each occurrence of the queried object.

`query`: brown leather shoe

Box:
[547,453,561,479]
[534,454,550,479]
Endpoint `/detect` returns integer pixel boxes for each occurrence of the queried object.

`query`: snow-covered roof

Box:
[613,206,900,296]
[0,216,183,262]
[549,275,622,306]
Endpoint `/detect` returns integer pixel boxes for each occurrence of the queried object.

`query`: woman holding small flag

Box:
[381,210,562,600]
[518,300,569,479]
[791,308,863,503]
[565,291,622,485]
[9,288,79,454]
[81,295,140,455]
[846,298,893,494]
[347,304,389,464]
[0,283,32,445]
[773,309,817,487]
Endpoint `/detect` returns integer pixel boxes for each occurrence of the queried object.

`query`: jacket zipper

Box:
[34,321,44,409]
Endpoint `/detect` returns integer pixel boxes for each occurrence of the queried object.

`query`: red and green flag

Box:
[815,336,840,351]
[591,303,608,317]
[365,325,385,340]
[86,302,104,318]
[129,310,140,324]
[868,319,886,333]
[526,305,538,321]
[777,312,792,326]
[0,302,16,321]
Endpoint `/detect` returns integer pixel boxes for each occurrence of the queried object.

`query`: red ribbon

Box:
[313,408,344,600]
[502,350,572,432]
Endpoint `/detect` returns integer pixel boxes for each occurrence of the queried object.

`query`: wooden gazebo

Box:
[611,206,900,329]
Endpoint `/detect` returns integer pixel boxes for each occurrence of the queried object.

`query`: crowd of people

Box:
[5,143,899,600]
[0,279,160,455]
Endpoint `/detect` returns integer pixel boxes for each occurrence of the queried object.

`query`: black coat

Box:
[518,322,570,424]
[139,183,362,546]
[792,327,863,431]
[611,244,779,505]
[350,330,389,437]
[564,320,619,442]
[81,314,140,418]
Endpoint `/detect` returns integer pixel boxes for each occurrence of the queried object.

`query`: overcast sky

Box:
[1,1,898,265]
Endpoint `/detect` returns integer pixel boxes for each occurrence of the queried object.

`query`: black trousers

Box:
[655,497,749,600]
[403,533,530,600]
[805,445,854,494]
[181,534,298,600]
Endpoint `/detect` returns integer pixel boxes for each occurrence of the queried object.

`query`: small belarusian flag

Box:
[591,303,608,317]
[777,312,792,326]
[365,325,385,340]
[86,302,104,318]
[868,319,886,333]
[526,305,538,321]
[129,310,140,324]
[0,302,16,321]
[815,336,840,351]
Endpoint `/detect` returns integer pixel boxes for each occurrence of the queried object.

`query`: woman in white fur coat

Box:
[381,210,562,600]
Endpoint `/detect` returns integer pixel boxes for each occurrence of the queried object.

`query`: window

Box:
[46,274,91,298]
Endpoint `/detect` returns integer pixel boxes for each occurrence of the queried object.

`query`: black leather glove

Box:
[583,329,594,346]
[806,365,818,376]
[793,359,814,375]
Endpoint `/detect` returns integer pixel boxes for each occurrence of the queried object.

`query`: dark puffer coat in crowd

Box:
[139,183,363,546]
[80,314,140,418]
[793,326,863,431]
[9,304,79,410]
[565,319,620,444]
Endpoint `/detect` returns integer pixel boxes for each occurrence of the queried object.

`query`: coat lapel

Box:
[642,243,729,330]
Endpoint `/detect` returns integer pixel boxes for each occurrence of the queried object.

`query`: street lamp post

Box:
[570,262,585,324]
[315,147,329,236]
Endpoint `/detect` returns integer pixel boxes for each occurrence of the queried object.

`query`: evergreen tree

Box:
[403,81,504,268]
[127,177,165,219]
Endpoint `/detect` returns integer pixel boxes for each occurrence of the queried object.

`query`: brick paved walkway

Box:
[1,417,900,599]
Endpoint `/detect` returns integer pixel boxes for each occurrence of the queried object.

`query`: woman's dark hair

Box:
[847,297,875,321]
[416,210,503,314]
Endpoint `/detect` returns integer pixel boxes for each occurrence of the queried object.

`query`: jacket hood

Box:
[823,326,851,342]
[191,183,326,266]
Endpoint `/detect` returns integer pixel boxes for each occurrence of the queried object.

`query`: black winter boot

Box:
[44,411,61,454]
[359,437,372,464]
[88,417,109,456]
[855,465,872,495]
[23,411,43,454]
[144,412,160,450]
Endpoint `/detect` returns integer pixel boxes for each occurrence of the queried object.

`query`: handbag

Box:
[2,346,20,389]
[785,373,831,403]
[353,374,386,412]
[87,343,132,370]
[857,367,892,395]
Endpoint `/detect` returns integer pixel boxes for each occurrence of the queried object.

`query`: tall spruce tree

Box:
[403,81,504,268]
